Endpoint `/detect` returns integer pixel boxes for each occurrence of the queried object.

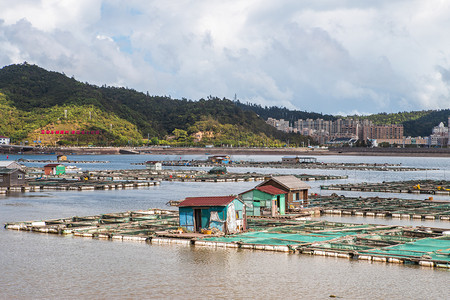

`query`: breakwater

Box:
[5,211,450,269]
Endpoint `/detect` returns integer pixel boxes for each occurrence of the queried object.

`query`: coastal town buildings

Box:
[266,117,404,145]
[266,115,450,147]
[428,117,449,147]
[266,118,291,133]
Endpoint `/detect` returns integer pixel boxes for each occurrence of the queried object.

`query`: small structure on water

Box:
[146,161,162,171]
[44,164,66,175]
[208,155,231,164]
[240,186,286,217]
[258,175,311,210]
[281,156,317,164]
[57,155,67,162]
[0,168,26,187]
[178,196,246,234]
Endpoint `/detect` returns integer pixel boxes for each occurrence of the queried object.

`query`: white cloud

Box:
[0,0,449,114]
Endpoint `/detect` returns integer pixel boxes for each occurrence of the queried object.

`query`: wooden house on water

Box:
[0,168,27,187]
[57,155,68,162]
[145,161,162,171]
[257,175,311,210]
[44,164,66,175]
[239,186,287,217]
[178,196,246,234]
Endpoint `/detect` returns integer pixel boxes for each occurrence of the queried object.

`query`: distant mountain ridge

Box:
[0,63,447,145]
[0,63,308,146]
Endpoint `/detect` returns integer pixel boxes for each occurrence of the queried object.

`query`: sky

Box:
[1,0,450,116]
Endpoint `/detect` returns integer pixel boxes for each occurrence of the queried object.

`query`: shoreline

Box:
[5,146,450,157]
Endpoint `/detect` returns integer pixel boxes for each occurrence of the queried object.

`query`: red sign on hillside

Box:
[40,130,101,134]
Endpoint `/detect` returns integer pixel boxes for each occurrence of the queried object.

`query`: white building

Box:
[429,119,449,147]
[0,136,10,145]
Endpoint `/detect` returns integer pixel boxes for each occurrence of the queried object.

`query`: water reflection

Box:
[1,154,449,298]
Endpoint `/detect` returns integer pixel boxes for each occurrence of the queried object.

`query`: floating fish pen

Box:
[26,167,345,183]
[321,180,450,196]
[155,160,431,172]
[5,209,180,240]
[199,220,450,268]
[311,195,450,221]
[5,213,450,269]
[25,179,160,192]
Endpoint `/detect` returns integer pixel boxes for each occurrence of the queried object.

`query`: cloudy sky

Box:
[1,0,450,115]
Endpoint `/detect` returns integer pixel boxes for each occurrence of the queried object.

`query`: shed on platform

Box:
[44,164,66,175]
[178,196,246,234]
[145,161,162,171]
[0,168,26,187]
[257,175,311,210]
[57,155,68,162]
[239,185,286,217]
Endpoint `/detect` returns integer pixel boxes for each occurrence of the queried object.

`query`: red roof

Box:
[256,185,287,195]
[178,196,237,207]
[44,164,63,167]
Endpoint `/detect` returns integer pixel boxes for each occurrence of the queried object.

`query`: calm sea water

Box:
[1,154,449,299]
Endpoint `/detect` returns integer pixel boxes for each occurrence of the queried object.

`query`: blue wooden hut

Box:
[178,196,246,234]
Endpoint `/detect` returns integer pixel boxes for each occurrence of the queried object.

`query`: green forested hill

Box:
[235,100,336,123]
[0,63,308,146]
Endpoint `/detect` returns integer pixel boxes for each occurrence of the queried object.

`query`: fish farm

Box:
[5,210,450,269]
[153,160,431,172]
[321,180,450,196]
[0,166,347,195]
[310,195,450,221]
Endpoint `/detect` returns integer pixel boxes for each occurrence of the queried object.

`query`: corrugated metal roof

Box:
[256,185,287,195]
[0,161,18,167]
[178,196,237,207]
[44,164,64,167]
[259,175,311,190]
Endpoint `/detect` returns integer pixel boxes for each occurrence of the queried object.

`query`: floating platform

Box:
[321,180,450,196]
[5,212,450,269]
[310,195,450,221]
[154,160,432,172]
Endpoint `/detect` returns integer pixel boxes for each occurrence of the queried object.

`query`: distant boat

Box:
[119,149,140,154]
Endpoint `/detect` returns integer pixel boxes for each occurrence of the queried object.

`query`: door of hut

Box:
[194,209,202,232]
